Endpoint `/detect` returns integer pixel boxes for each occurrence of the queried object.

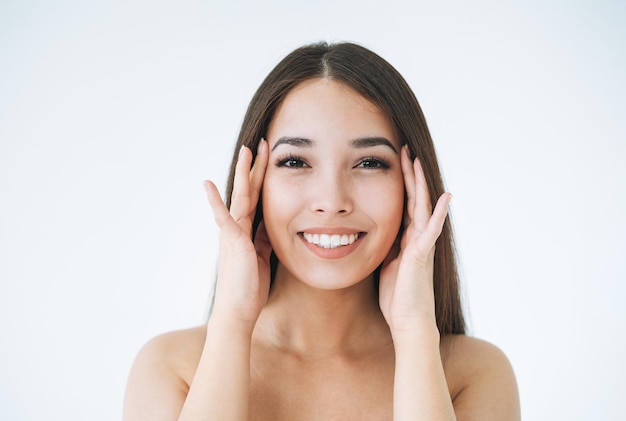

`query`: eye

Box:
[356,157,390,169]
[276,155,308,168]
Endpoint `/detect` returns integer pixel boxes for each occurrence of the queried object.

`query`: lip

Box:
[299,227,361,235]
[297,228,366,260]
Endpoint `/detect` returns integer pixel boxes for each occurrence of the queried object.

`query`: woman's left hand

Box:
[378,146,451,337]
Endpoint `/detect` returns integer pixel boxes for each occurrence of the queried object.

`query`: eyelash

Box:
[274,154,391,169]
[275,154,308,168]
[357,157,390,169]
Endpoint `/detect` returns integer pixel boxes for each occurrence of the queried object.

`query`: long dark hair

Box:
[222,42,465,336]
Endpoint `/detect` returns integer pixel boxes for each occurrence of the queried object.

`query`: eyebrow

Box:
[271,136,398,153]
[271,137,313,151]
[351,137,398,154]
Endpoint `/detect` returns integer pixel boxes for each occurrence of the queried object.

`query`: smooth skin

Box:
[123,79,520,420]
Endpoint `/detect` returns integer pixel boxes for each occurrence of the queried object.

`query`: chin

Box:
[275,262,378,291]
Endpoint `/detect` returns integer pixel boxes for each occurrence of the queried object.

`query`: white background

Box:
[1,0,624,419]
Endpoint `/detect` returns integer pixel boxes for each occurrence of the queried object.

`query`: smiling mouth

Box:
[300,232,363,249]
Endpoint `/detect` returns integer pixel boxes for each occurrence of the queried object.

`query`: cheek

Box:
[362,177,404,239]
[385,186,405,231]
[261,175,298,239]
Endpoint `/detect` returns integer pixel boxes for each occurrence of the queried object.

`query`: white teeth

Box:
[302,232,360,249]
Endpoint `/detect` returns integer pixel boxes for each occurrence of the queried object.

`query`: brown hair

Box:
[223,42,465,335]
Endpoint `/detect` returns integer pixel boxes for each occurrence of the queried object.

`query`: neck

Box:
[253,264,392,359]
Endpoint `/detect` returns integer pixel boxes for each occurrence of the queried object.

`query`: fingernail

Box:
[239,145,245,158]
[258,138,266,153]
[202,180,211,193]
[402,144,411,159]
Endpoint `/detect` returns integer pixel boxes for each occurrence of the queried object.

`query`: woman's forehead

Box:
[267,78,399,149]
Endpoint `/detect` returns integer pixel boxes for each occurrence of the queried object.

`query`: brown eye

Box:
[277,155,308,168]
[356,158,390,169]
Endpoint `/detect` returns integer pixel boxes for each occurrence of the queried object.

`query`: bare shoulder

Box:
[136,325,206,380]
[443,335,521,421]
[123,325,206,420]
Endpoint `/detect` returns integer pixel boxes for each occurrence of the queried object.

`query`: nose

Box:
[309,169,353,215]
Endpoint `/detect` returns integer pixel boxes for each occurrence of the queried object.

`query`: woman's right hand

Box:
[203,140,271,331]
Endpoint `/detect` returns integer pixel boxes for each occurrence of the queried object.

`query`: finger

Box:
[401,146,416,225]
[248,139,269,214]
[229,146,253,222]
[203,180,234,229]
[413,157,433,233]
[419,192,451,248]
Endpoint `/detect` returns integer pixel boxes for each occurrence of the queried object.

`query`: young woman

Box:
[124,42,520,420]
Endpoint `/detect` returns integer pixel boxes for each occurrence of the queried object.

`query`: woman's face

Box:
[262,78,404,290]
